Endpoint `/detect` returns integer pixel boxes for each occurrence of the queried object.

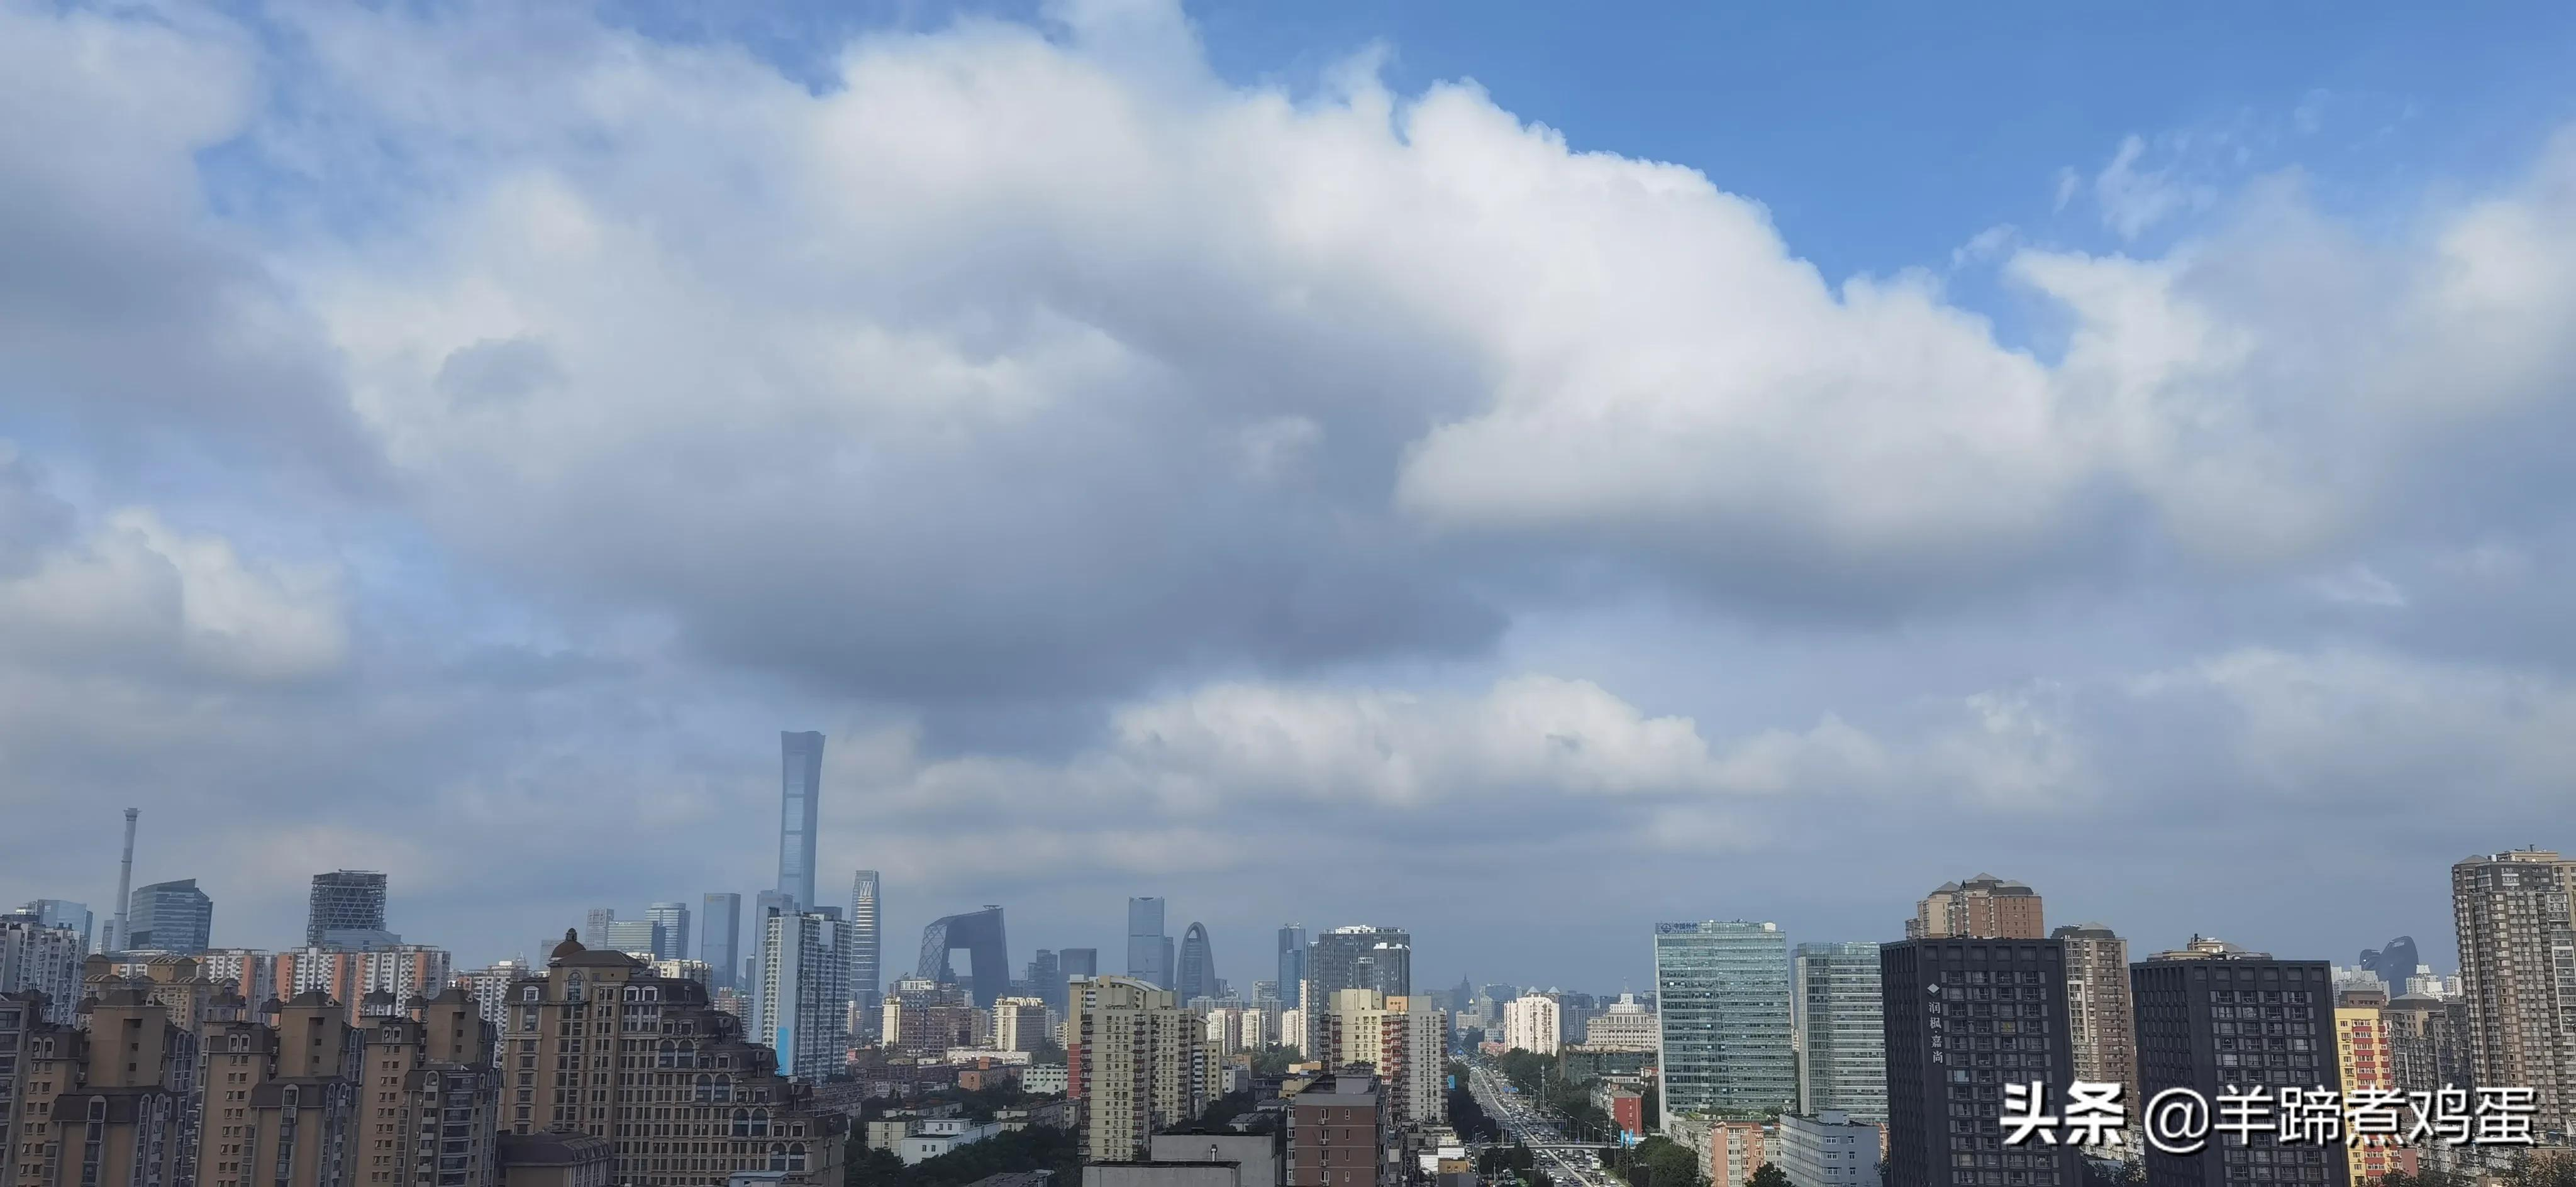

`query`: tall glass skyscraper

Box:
[1126,897,1171,988]
[1176,922,1216,1002]
[779,731,824,910]
[1653,920,1795,1116]
[1277,924,1307,1008]
[1793,941,1887,1122]
[1308,925,1411,997]
[306,870,387,947]
[850,870,882,1013]
[702,892,742,990]
[646,902,691,961]
[128,879,214,952]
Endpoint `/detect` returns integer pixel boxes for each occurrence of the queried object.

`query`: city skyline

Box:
[7,0,2576,997]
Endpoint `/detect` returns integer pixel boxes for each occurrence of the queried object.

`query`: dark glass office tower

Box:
[1061,947,1100,978]
[1309,925,1411,997]
[1177,922,1217,1002]
[778,731,824,910]
[1126,897,1172,987]
[1279,924,1309,1008]
[128,879,214,951]
[2131,949,2348,1187]
[850,870,882,1019]
[918,905,1011,1008]
[305,870,387,946]
[702,892,743,990]
[1882,936,2085,1187]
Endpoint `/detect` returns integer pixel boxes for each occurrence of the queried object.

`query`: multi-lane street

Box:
[1465,1060,1622,1187]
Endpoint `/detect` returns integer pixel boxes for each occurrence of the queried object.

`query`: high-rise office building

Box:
[2131,945,2348,1187]
[850,870,882,1017]
[127,878,213,951]
[778,731,824,910]
[305,870,389,947]
[646,902,691,961]
[0,915,87,1024]
[1792,941,1885,1123]
[1177,922,1218,1003]
[584,907,617,945]
[1277,924,1307,1009]
[2450,848,2576,1139]
[1061,947,1099,978]
[702,893,743,991]
[1028,949,1068,1015]
[1307,926,1413,998]
[1502,994,1561,1054]
[1126,897,1172,988]
[1881,936,2084,1187]
[509,930,848,1185]
[758,905,854,1081]
[917,905,1011,1008]
[600,919,663,956]
[2051,922,2138,1108]
[17,900,92,953]
[1906,874,2043,940]
[1067,975,1208,1161]
[1654,920,1794,1116]
[1316,988,1446,1128]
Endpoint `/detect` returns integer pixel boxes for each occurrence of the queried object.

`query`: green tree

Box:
[2503,1152,2576,1187]
[1618,1135,1698,1187]
[1747,1164,1793,1187]
[1251,1045,1298,1076]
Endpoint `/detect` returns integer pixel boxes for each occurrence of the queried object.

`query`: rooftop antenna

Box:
[106,807,138,954]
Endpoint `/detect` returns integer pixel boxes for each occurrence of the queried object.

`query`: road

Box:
[1465,1060,1622,1187]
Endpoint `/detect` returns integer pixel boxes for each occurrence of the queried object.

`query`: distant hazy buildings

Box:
[1277,924,1307,1009]
[1880,936,2082,1187]
[17,901,92,953]
[128,878,213,952]
[758,904,854,1081]
[2450,848,2576,1139]
[305,870,389,947]
[1583,993,1658,1052]
[702,892,743,991]
[1655,920,1794,1116]
[1906,874,2043,940]
[2358,936,2421,990]
[779,731,824,908]
[1069,975,1206,1161]
[275,943,453,1023]
[1502,994,1560,1055]
[1792,941,1885,1124]
[1061,948,1099,979]
[851,870,883,1017]
[1176,922,1217,1003]
[1307,926,1411,998]
[645,902,691,960]
[918,905,1011,1008]
[599,919,662,956]
[1126,898,1173,988]
[2051,922,2138,1108]
[2131,944,2347,1187]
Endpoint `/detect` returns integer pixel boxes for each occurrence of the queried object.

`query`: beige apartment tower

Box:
[1067,976,1206,1161]
[1907,874,2044,940]
[2449,849,2576,1141]
[2052,923,2138,1107]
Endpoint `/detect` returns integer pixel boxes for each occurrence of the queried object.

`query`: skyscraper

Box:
[1277,924,1308,1009]
[18,900,92,953]
[2358,936,2421,987]
[127,878,213,951]
[645,902,691,961]
[1906,874,2043,940]
[779,731,824,910]
[2449,848,2576,1139]
[2051,922,2138,1108]
[584,906,617,945]
[1126,897,1172,987]
[850,870,882,1015]
[1881,936,2084,1187]
[1061,947,1099,978]
[701,892,742,991]
[2131,945,2348,1187]
[306,870,389,947]
[917,905,1011,1008]
[1792,941,1885,1123]
[1177,922,1217,1002]
[1030,949,1068,1014]
[758,902,853,1081]
[600,919,662,956]
[1653,920,1794,1116]
[0,915,86,1023]
[1308,925,1412,998]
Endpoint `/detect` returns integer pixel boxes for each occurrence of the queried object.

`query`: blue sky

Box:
[4,0,2575,992]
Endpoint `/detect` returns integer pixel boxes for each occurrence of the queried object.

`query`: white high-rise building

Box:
[1503,993,1562,1054]
[0,915,86,1024]
[1070,976,1207,1161]
[757,906,853,1081]
[1584,993,1658,1051]
[993,995,1048,1052]
[850,871,882,1021]
[1279,1006,1306,1056]
[1204,1007,1250,1054]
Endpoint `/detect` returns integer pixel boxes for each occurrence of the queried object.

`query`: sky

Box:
[5,0,2576,995]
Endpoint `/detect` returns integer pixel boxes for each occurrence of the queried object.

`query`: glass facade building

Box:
[1653,920,1794,1116]
[1794,941,1887,1122]
[779,731,824,909]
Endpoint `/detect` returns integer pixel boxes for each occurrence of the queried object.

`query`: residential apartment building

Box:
[2449,849,2576,1140]
[1314,990,1445,1129]
[1068,976,1206,1161]
[1879,937,2084,1187]
[1777,1111,1882,1187]
[2333,988,2417,1184]
[2131,946,2348,1187]
[2051,923,2138,1109]
[1582,995,1657,1052]
[1286,1071,1386,1187]
[1907,876,2042,942]
[1501,996,1560,1056]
